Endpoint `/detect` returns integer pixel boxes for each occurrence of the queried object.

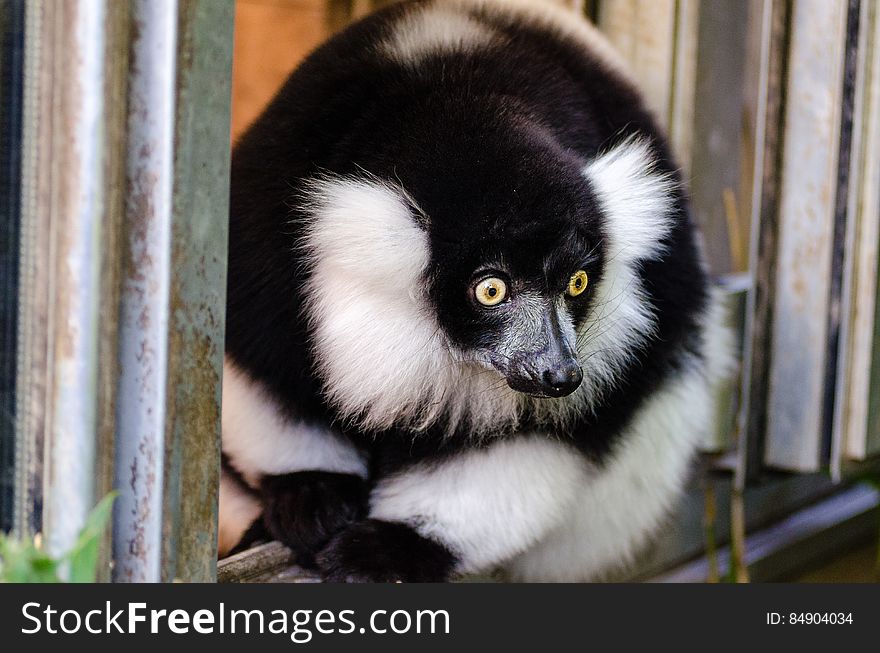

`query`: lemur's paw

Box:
[260,471,367,567]
[316,519,456,583]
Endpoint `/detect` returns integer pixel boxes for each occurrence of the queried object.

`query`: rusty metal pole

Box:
[112,0,179,583]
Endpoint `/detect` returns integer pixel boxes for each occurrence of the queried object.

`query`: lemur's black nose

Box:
[540,359,583,397]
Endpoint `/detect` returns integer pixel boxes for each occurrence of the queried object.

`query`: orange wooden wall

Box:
[231,0,334,141]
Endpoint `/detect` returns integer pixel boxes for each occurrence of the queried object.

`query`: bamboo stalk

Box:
[702,477,720,583]
[729,488,750,582]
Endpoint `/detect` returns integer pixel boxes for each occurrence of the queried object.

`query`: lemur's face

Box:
[425,188,605,399]
[301,130,673,433]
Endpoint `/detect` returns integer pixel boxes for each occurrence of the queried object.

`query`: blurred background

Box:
[1,0,879,582]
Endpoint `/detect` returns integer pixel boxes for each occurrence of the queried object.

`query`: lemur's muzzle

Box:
[503,352,583,398]
[493,304,583,398]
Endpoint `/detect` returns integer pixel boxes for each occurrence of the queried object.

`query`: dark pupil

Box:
[487,286,497,297]
[575,278,582,288]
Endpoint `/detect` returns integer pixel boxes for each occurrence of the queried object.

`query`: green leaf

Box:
[0,535,61,583]
[65,492,118,583]
[1,492,118,583]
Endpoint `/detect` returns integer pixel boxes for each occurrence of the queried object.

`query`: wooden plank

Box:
[597,0,677,129]
[702,275,749,453]
[737,0,789,487]
[218,541,302,583]
[764,0,849,472]
[668,0,699,174]
[840,0,880,463]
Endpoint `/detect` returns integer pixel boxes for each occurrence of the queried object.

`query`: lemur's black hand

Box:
[260,471,367,567]
[316,519,456,583]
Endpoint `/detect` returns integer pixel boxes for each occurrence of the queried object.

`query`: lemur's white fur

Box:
[371,436,592,574]
[222,360,367,486]
[383,1,633,83]
[586,137,677,265]
[381,4,503,63]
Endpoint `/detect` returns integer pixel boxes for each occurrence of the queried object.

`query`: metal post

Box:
[40,0,106,561]
[160,0,233,583]
[112,0,179,583]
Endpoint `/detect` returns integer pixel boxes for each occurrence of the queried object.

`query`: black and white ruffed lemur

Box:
[219,0,731,582]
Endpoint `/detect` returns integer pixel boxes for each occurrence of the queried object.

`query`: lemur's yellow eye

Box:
[567,270,589,297]
[475,277,508,306]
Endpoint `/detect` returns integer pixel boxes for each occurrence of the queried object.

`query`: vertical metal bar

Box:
[40,0,103,558]
[112,0,178,583]
[160,0,232,583]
